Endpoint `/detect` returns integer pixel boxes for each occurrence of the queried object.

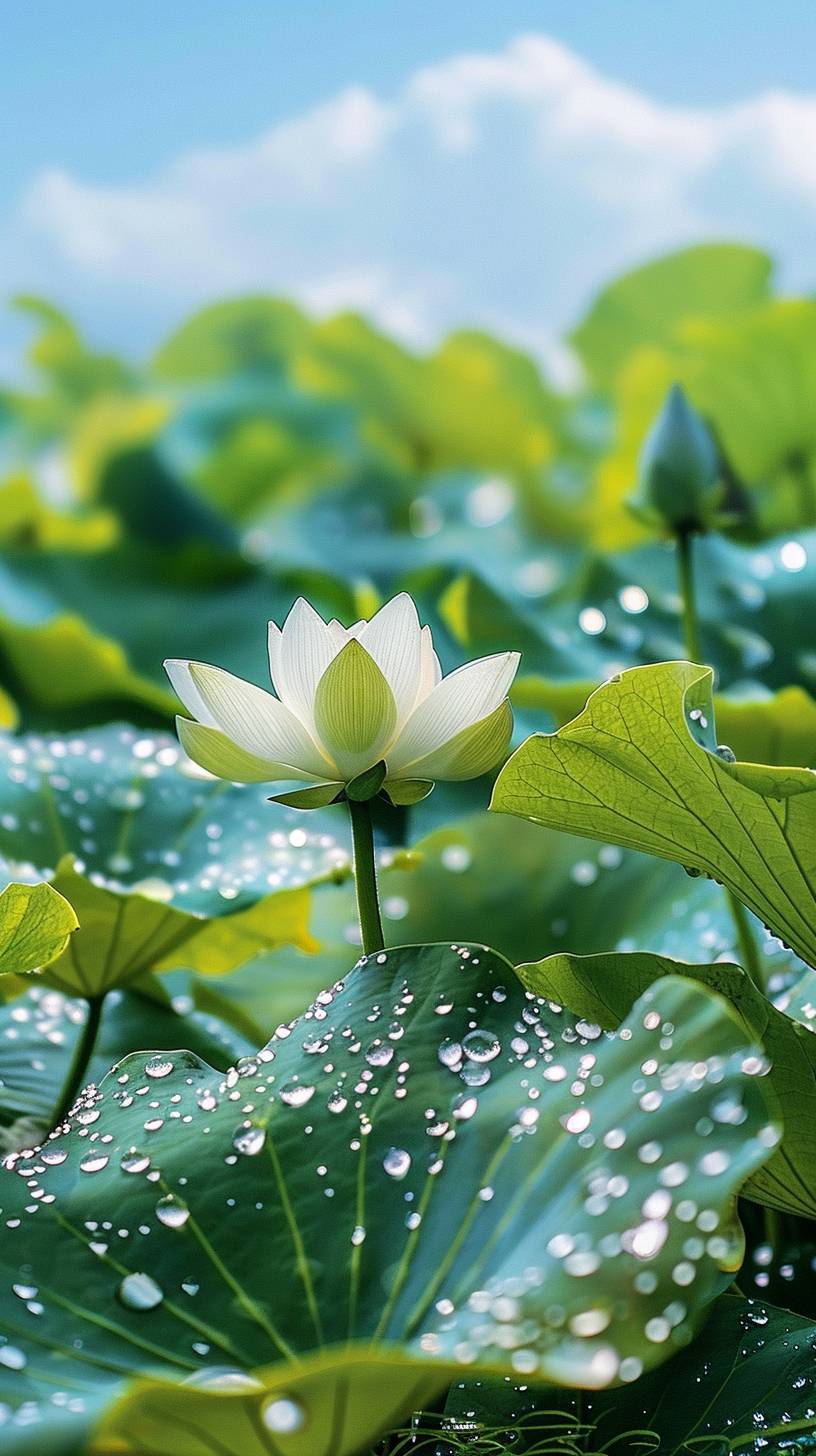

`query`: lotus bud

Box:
[630,383,722,535]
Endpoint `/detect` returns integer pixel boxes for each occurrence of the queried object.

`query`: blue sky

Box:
[2,2,816,371]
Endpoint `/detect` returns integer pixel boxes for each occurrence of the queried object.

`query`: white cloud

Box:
[6,33,816,363]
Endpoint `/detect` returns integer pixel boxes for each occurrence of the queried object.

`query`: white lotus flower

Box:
[165,594,519,806]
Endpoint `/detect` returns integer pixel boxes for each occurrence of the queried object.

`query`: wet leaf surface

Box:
[0,943,778,1453]
[0,726,349,993]
[438,1292,816,1455]
[518,950,816,1219]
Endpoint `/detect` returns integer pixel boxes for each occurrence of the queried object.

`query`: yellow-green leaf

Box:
[571,243,772,389]
[0,612,176,721]
[93,1348,447,1456]
[0,881,77,978]
[493,661,816,968]
[513,676,816,770]
[38,858,315,997]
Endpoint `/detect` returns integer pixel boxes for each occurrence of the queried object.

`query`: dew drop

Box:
[262,1396,305,1434]
[0,1346,26,1370]
[441,845,471,873]
[459,1062,492,1087]
[155,1195,190,1230]
[383,1147,412,1180]
[438,1038,462,1068]
[233,1125,267,1157]
[144,1056,174,1079]
[117,1272,164,1311]
[79,1152,110,1174]
[74,1107,101,1126]
[185,1368,263,1392]
[365,1041,394,1068]
[575,1020,602,1041]
[108,785,145,812]
[279,1079,315,1108]
[452,1093,479,1121]
[462,1029,501,1063]
[121,1149,151,1175]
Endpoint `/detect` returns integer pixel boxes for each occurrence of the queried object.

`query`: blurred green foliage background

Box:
[0,241,814,745]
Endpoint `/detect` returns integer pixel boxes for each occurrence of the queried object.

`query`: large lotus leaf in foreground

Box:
[439,1292,816,1454]
[0,942,778,1454]
[517,950,816,1220]
[492,660,816,970]
[0,725,349,996]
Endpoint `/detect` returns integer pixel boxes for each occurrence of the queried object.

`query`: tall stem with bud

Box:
[672,529,766,996]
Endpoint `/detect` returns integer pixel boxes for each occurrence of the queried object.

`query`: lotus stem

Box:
[348,797,385,955]
[674,529,766,993]
[52,994,105,1130]
[725,886,767,994]
[675,529,702,664]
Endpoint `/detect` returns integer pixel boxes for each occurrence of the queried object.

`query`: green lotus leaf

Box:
[517,949,816,1218]
[153,358,359,527]
[0,540,355,732]
[300,314,558,482]
[0,473,117,554]
[0,943,779,1453]
[0,881,77,980]
[377,815,732,969]
[0,683,17,731]
[0,983,254,1131]
[438,572,577,676]
[571,243,772,389]
[13,295,133,407]
[0,612,177,726]
[41,857,318,998]
[0,725,350,996]
[492,661,816,969]
[439,1292,816,1455]
[435,523,816,703]
[513,677,816,769]
[153,298,310,381]
[94,1349,446,1456]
